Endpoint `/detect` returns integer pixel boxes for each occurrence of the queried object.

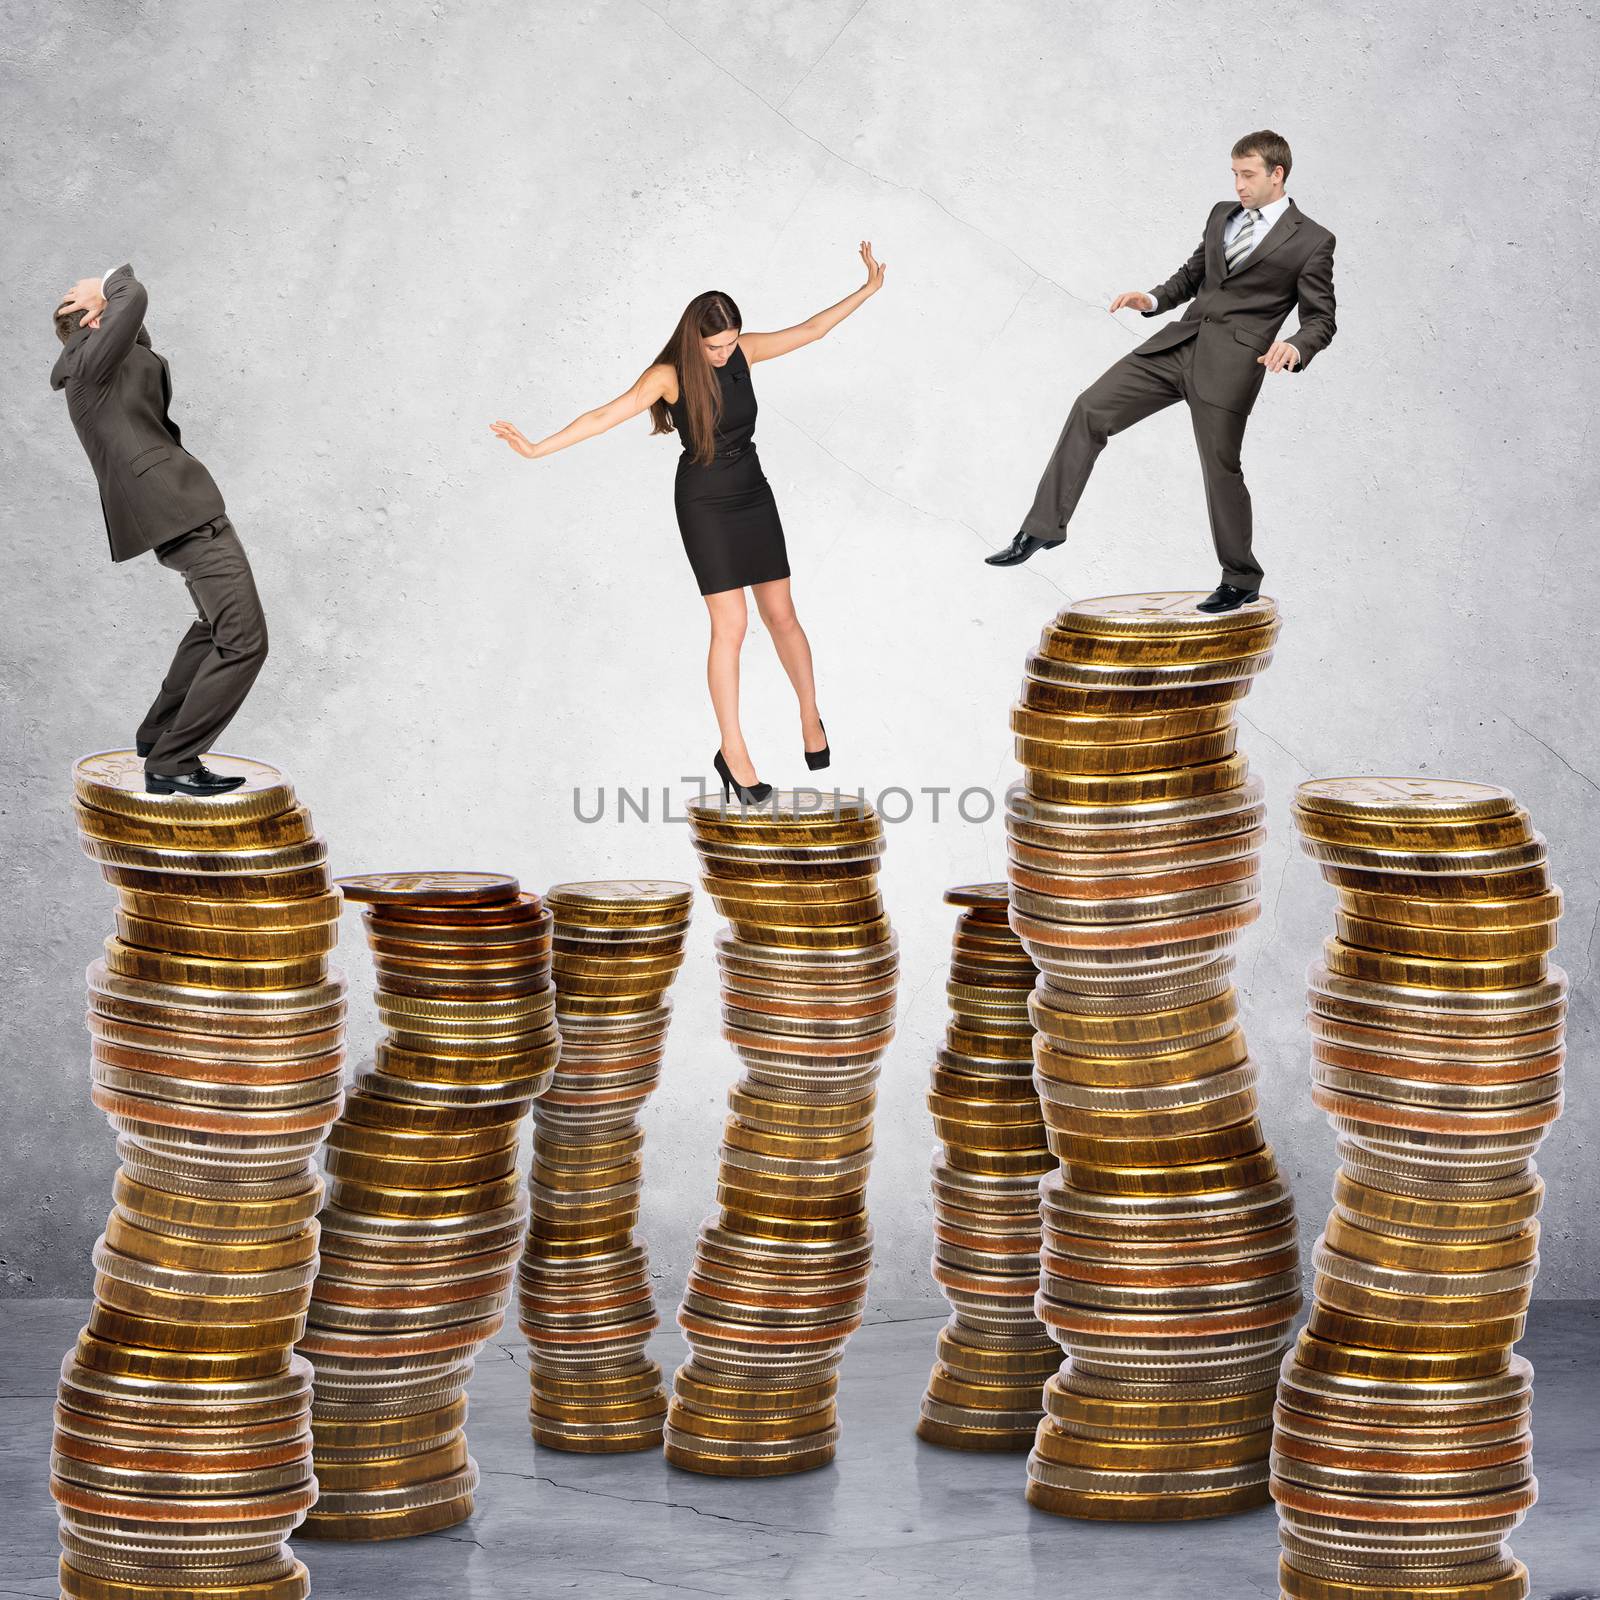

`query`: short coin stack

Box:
[1004,593,1302,1521]
[916,882,1059,1451]
[518,879,693,1452]
[297,871,559,1540]
[666,790,899,1476]
[1271,777,1566,1600]
[55,750,345,1600]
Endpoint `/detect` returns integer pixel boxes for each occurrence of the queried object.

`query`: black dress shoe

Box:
[1195,583,1261,614]
[804,718,830,772]
[985,530,1063,567]
[144,764,247,797]
[136,740,154,758]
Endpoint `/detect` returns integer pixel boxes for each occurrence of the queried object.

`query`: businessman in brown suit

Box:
[987,130,1337,612]
[53,263,266,795]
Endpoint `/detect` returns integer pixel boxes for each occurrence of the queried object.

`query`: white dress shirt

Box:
[1221,193,1293,259]
[1138,195,1296,349]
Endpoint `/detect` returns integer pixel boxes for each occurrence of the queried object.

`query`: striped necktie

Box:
[1224,207,1261,274]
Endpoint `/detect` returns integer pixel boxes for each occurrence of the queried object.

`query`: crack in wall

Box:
[775,0,873,113]
[479,1468,830,1537]
[1499,710,1600,799]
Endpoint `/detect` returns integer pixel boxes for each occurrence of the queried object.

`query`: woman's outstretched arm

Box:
[491,363,675,459]
[740,241,887,365]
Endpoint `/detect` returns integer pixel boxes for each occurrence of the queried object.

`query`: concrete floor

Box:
[2,1300,1595,1599]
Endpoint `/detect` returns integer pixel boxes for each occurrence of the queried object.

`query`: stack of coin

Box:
[55,750,345,1600]
[1271,777,1565,1600]
[297,871,560,1540]
[916,882,1059,1451]
[517,879,693,1452]
[664,790,898,1476]
[1002,593,1303,1521]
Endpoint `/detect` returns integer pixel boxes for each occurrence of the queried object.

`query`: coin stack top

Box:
[297,869,560,1540]
[519,879,693,1452]
[55,750,346,1600]
[1272,777,1563,1600]
[1005,594,1301,1522]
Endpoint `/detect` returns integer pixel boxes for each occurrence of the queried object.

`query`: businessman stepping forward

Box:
[988,129,1337,614]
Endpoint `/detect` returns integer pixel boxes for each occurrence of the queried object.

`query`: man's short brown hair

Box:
[53,301,80,344]
[1232,130,1292,181]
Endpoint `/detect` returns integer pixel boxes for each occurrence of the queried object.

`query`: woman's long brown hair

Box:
[648,291,742,468]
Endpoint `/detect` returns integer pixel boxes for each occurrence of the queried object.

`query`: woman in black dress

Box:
[491,243,887,802]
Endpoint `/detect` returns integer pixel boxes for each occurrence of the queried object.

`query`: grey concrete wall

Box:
[3,1,1596,1300]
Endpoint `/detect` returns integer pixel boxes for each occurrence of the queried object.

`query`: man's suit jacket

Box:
[50,264,226,562]
[1137,198,1336,415]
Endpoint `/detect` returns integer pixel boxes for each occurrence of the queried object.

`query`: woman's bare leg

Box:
[752,578,825,753]
[704,587,760,784]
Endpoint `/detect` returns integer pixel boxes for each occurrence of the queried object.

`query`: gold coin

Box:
[58,1558,311,1600]
[74,750,296,824]
[115,888,344,931]
[1276,1556,1527,1600]
[337,871,521,905]
[75,800,315,852]
[1024,754,1251,807]
[1332,912,1556,963]
[1039,619,1279,666]
[944,882,1012,909]
[1298,834,1548,877]
[1293,806,1534,852]
[1296,776,1521,822]
[1010,702,1238,744]
[79,835,330,875]
[1017,728,1239,775]
[1304,1304,1525,1354]
[297,1489,475,1539]
[101,937,329,993]
[1059,592,1278,637]
[1320,938,1548,992]
[1331,888,1562,932]
[1290,1333,1509,1383]
[114,912,339,961]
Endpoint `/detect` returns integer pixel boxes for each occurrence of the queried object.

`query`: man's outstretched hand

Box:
[59,277,108,330]
[1109,291,1157,314]
[1258,340,1301,372]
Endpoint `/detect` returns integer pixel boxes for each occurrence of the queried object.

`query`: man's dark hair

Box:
[53,301,80,344]
[1232,130,1292,182]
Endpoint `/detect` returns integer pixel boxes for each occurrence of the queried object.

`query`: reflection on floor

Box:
[2,1300,1595,1599]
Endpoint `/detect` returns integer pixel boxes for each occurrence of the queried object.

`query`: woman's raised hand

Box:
[490,420,540,458]
[859,240,886,293]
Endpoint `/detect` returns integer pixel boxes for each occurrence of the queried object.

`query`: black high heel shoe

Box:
[714,749,772,805]
[804,718,830,771]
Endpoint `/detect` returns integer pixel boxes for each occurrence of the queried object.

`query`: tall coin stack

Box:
[56,751,345,1600]
[916,882,1059,1451]
[665,790,899,1476]
[1004,593,1302,1521]
[297,872,559,1540]
[517,879,693,1452]
[1271,777,1565,1600]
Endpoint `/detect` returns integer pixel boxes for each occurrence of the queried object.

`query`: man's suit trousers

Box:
[138,516,269,775]
[1019,338,1262,590]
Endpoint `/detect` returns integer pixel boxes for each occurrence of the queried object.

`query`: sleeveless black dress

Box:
[668,343,791,595]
